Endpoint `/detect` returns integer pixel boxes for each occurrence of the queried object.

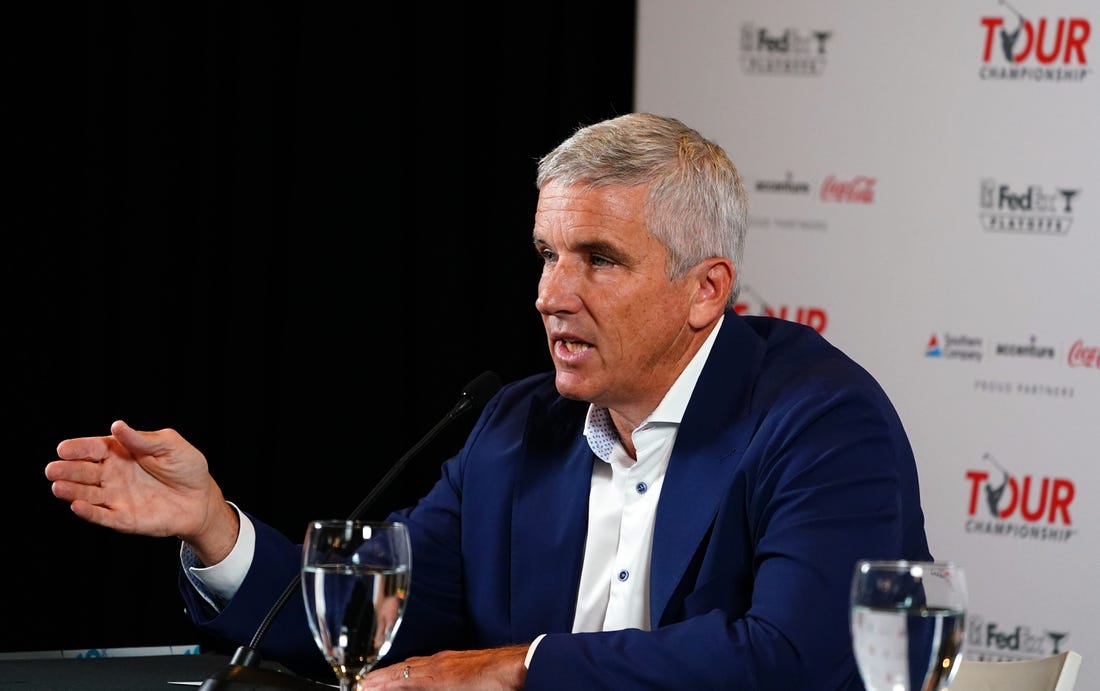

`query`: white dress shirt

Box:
[185,316,724,663]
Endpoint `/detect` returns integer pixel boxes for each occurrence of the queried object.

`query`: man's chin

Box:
[553,370,591,401]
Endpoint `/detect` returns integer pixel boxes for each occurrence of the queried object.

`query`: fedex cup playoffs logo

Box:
[966,613,1071,661]
[739,23,832,76]
[964,453,1076,542]
[980,2,1091,81]
[979,178,1079,235]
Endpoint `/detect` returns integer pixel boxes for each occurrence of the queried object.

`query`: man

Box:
[47,113,931,689]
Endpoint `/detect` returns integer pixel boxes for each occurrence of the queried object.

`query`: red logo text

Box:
[1067,340,1100,368]
[820,175,875,203]
[980,16,1090,65]
[734,304,827,333]
[965,470,1074,524]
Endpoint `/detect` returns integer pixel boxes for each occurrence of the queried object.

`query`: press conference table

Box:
[0,652,330,690]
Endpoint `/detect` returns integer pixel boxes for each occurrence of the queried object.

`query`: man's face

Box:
[533,180,698,419]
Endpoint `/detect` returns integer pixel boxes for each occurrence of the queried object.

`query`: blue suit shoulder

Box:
[739,314,891,403]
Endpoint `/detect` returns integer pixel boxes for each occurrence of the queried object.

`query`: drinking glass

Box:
[849,560,967,691]
[302,520,412,690]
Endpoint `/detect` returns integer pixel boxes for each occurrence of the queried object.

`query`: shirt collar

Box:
[583,314,724,458]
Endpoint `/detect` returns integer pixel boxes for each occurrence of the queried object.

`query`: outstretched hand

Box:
[45,420,239,565]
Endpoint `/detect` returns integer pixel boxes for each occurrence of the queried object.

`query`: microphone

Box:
[199,371,504,690]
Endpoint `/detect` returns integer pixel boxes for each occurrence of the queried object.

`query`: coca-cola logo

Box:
[820,175,875,204]
[1067,340,1100,368]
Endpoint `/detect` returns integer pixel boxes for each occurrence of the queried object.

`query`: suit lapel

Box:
[509,394,593,639]
[650,313,765,624]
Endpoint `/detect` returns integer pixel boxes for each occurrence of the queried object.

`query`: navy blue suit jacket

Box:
[181,311,931,689]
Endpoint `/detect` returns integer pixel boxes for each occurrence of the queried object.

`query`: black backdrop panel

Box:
[6,2,635,654]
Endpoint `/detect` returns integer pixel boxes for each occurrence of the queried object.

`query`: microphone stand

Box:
[199,372,502,690]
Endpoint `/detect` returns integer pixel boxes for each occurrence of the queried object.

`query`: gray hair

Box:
[536,112,748,306]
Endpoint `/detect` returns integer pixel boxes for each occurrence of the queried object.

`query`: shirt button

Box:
[635,482,648,494]
[618,570,629,581]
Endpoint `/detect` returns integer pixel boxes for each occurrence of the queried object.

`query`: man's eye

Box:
[539,248,556,262]
[591,255,613,267]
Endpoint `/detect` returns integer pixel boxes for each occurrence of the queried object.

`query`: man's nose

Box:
[535,262,581,315]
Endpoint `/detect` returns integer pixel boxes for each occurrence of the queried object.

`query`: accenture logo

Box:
[739,23,832,76]
[754,172,811,195]
[994,335,1055,359]
[979,178,1078,235]
[979,2,1091,82]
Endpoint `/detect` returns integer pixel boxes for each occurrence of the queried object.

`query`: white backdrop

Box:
[636,0,1098,684]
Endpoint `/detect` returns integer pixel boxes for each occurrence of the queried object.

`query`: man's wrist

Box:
[186,498,240,566]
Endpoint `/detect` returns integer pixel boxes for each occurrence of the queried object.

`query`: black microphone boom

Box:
[199,371,504,690]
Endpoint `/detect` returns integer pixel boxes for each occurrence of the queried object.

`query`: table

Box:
[0,653,333,690]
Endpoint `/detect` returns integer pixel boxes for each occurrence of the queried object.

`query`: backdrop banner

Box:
[637,0,1098,684]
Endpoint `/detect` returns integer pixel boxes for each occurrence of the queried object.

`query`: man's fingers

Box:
[55,435,111,462]
[50,477,106,504]
[69,500,126,531]
[111,419,176,457]
[45,459,103,485]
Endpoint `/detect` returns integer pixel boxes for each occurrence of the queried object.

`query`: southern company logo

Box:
[964,452,1076,543]
[926,332,983,361]
[739,23,832,76]
[979,2,1091,82]
[979,178,1079,235]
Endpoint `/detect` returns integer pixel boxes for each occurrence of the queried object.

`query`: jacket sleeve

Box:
[178,513,331,679]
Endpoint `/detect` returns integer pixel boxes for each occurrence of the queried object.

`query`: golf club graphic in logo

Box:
[734,285,827,334]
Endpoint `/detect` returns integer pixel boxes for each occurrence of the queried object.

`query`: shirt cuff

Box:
[180,501,255,610]
[524,633,547,669]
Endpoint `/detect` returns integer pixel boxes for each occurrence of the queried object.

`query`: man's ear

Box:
[688,258,734,329]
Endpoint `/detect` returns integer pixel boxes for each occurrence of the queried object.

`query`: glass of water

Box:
[302,520,412,690]
[849,560,967,691]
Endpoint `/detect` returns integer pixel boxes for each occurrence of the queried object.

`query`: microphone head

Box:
[461,371,503,407]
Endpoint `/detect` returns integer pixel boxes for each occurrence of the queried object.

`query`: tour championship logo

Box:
[739,23,833,76]
[964,452,1076,543]
[979,178,1079,235]
[966,612,1072,662]
[979,1,1091,82]
[926,332,983,362]
[734,285,827,334]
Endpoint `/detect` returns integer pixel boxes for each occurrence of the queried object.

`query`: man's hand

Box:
[360,644,529,690]
[45,419,238,565]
